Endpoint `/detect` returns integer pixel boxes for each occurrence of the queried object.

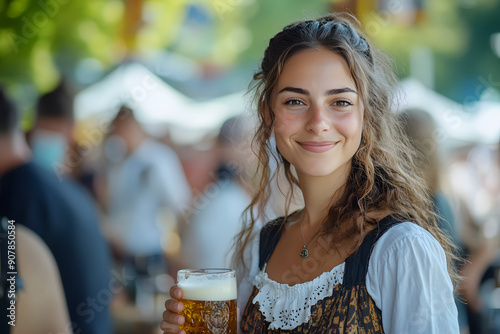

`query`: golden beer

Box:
[177,269,237,334]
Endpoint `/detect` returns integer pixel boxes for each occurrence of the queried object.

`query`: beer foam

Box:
[178,277,237,301]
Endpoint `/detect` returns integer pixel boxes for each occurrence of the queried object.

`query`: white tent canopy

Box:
[167,90,250,145]
[75,62,194,125]
[470,101,500,145]
[398,78,479,145]
[75,62,249,144]
[399,78,500,145]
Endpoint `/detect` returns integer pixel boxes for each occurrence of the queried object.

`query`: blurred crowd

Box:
[1,80,499,334]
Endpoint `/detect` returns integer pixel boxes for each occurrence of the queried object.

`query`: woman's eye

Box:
[333,100,352,108]
[285,99,304,106]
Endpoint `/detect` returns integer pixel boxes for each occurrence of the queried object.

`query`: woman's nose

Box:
[305,104,330,135]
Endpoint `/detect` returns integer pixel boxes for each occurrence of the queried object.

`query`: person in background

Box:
[28,80,74,175]
[450,140,500,333]
[179,116,255,269]
[102,106,192,302]
[398,108,468,332]
[397,108,462,248]
[0,85,113,334]
[1,220,71,334]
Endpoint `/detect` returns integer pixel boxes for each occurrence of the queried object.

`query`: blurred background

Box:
[0,0,499,333]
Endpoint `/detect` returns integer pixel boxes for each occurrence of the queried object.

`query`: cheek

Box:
[272,115,296,160]
[337,113,363,144]
[273,113,298,135]
[273,124,289,154]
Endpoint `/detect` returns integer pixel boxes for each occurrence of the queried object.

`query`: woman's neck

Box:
[297,162,351,229]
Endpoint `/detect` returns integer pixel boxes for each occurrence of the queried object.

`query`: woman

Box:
[161,13,459,333]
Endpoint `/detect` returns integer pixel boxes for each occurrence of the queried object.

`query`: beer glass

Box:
[177,268,237,334]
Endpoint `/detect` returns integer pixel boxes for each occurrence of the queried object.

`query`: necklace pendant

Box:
[300,245,309,259]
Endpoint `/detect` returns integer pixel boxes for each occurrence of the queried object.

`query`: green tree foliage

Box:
[233,0,330,63]
[162,0,329,65]
[442,0,500,103]
[0,0,124,92]
[366,0,500,103]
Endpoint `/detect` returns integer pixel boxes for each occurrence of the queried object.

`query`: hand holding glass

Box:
[176,269,237,334]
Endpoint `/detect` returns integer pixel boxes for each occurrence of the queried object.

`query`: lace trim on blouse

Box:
[252,262,345,330]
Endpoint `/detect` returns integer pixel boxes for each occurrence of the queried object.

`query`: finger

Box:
[160,319,182,333]
[169,285,183,299]
[162,310,186,325]
[165,299,184,313]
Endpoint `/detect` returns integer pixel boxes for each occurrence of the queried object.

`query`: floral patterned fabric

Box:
[241,283,384,333]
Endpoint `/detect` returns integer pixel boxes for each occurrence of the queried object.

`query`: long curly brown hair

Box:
[235,12,459,285]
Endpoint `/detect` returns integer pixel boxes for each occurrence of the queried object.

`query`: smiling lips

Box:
[298,141,338,153]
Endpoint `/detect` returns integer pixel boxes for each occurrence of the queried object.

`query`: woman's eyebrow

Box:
[278,87,357,95]
[326,87,357,95]
[278,87,309,95]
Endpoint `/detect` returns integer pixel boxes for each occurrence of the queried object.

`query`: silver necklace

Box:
[299,220,319,259]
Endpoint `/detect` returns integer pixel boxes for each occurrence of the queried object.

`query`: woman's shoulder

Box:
[376,221,437,247]
[370,221,446,268]
[366,222,458,333]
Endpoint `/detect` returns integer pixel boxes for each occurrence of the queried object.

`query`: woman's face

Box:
[271,47,364,181]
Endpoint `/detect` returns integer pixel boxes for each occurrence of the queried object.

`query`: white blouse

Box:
[237,222,459,333]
